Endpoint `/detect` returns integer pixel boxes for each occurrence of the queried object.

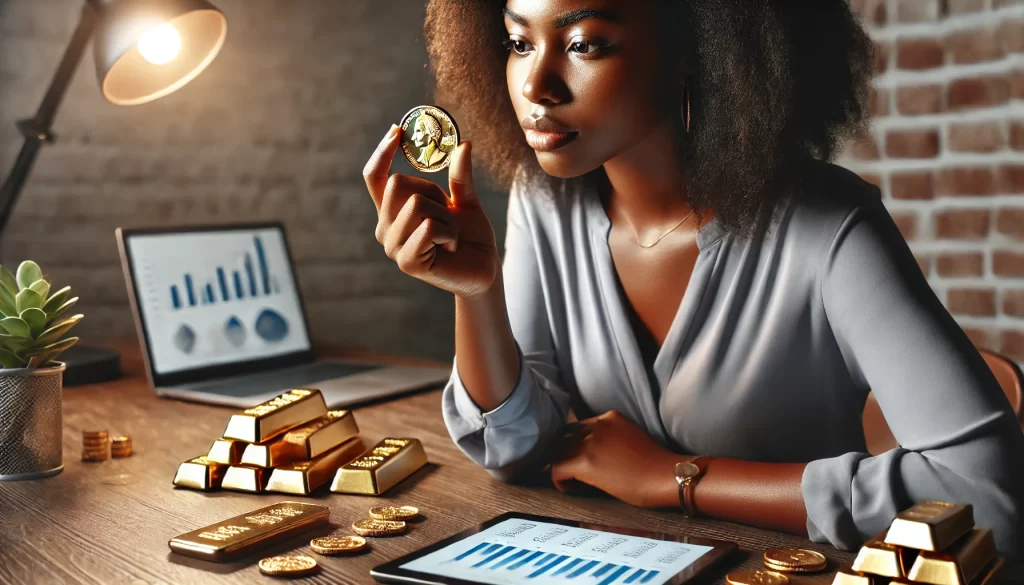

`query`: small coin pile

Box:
[81,430,109,462]
[258,554,319,577]
[110,436,132,458]
[763,548,828,573]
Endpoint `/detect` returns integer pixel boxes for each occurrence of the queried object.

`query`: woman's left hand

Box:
[550,410,682,509]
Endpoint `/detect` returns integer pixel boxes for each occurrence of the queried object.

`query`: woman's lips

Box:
[525,129,579,152]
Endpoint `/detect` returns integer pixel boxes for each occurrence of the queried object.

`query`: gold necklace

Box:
[621,209,696,248]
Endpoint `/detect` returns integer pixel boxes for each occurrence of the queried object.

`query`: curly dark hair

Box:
[424,0,874,236]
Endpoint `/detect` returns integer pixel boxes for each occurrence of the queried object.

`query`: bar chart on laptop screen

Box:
[400,519,713,585]
[128,228,311,375]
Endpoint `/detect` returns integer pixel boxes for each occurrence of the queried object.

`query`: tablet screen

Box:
[399,517,714,585]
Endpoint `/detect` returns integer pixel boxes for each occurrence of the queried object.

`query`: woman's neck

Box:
[602,120,707,231]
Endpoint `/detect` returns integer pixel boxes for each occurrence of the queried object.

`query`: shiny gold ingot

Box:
[266,437,366,495]
[852,530,916,578]
[907,528,997,585]
[763,548,827,573]
[884,500,973,552]
[221,465,272,493]
[330,438,427,495]
[310,535,368,555]
[369,505,420,521]
[207,438,246,465]
[725,568,789,585]
[258,554,319,577]
[173,455,228,490]
[399,105,460,173]
[241,410,359,468]
[831,567,880,585]
[168,502,329,562]
[222,388,327,443]
[351,518,406,537]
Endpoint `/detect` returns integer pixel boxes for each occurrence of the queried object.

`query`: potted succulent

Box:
[0,261,81,480]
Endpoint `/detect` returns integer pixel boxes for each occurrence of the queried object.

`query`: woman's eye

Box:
[569,40,604,55]
[502,37,533,55]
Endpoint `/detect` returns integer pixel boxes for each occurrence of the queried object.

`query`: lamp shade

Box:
[93,0,227,106]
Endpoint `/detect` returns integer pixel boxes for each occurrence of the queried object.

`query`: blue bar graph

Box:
[184,274,196,306]
[217,268,229,301]
[169,236,281,310]
[255,236,270,295]
[444,542,663,584]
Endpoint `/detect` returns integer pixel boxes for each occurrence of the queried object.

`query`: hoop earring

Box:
[682,85,691,133]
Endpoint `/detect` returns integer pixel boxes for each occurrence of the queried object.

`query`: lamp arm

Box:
[0,2,100,239]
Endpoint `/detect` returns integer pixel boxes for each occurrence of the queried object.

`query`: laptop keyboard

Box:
[182,361,384,398]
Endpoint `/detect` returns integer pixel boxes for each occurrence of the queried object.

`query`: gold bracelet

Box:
[675,456,709,518]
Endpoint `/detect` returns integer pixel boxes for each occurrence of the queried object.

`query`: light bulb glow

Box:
[138,23,181,65]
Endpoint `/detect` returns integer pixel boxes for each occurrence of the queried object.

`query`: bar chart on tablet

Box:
[401,519,713,585]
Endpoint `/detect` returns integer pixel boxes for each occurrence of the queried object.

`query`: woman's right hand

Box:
[363,125,499,299]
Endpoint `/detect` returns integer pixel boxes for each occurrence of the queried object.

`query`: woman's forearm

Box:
[647,456,809,535]
[454,270,522,412]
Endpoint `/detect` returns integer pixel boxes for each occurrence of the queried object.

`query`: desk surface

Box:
[0,346,1011,584]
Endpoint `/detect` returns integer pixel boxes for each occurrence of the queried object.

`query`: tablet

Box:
[371,512,738,585]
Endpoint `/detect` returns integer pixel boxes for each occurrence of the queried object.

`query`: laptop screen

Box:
[123,226,312,375]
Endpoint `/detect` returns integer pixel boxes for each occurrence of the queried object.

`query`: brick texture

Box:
[0,0,510,363]
[840,2,1024,365]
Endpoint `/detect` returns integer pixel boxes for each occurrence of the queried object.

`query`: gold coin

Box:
[763,548,827,570]
[82,430,108,438]
[764,560,826,573]
[110,449,133,459]
[310,535,368,555]
[110,436,131,446]
[81,454,107,462]
[258,554,318,577]
[82,438,108,446]
[369,505,419,521]
[399,105,460,173]
[352,518,406,537]
[725,569,790,585]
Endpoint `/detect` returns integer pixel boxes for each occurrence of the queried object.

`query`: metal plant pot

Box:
[0,362,65,480]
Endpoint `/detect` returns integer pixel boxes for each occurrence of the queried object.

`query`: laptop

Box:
[115,222,451,409]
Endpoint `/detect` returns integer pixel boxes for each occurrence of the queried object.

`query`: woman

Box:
[363,0,1024,556]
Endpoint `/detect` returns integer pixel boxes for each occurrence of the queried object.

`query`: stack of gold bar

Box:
[110,436,132,458]
[832,501,1006,585]
[81,430,109,462]
[172,388,428,497]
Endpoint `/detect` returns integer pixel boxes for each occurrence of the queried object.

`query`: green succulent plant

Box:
[0,261,81,369]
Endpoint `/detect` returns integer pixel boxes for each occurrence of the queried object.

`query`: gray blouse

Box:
[440,161,1024,556]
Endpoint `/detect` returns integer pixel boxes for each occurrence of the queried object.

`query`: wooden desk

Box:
[0,346,1014,584]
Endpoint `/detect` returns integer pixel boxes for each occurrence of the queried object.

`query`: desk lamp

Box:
[0,0,227,384]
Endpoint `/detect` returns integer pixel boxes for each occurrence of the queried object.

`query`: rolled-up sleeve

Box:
[441,181,571,481]
[804,192,1024,556]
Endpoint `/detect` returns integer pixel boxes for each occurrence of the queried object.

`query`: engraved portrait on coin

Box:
[399,105,460,173]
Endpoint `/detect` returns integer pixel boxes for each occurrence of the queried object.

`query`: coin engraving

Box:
[725,568,790,585]
[258,554,318,576]
[310,535,368,555]
[763,548,827,568]
[369,505,419,521]
[352,518,406,536]
[399,105,460,173]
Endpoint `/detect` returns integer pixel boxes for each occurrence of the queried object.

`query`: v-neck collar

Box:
[583,187,728,442]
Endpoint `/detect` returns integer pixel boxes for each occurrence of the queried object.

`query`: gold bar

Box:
[852,529,917,578]
[330,438,427,495]
[207,438,247,465]
[266,437,366,495]
[884,500,974,552]
[831,567,880,585]
[222,465,272,493]
[907,528,997,585]
[240,410,359,468]
[172,455,228,491]
[168,501,329,562]
[222,388,327,443]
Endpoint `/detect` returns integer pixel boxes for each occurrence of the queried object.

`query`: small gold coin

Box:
[763,548,827,572]
[82,430,108,438]
[310,535,368,555]
[725,568,790,585]
[369,505,419,521]
[111,449,133,459]
[111,436,131,446]
[398,105,460,173]
[352,518,406,537]
[81,454,107,462]
[258,554,319,577]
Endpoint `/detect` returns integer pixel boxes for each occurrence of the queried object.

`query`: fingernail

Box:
[389,124,400,137]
